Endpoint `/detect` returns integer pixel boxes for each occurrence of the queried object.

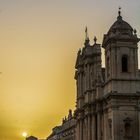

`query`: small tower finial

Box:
[134,29,137,36]
[85,26,89,40]
[84,26,90,46]
[134,29,137,34]
[117,6,122,20]
[94,36,97,44]
[118,6,121,16]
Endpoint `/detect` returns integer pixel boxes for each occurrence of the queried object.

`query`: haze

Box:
[0,0,140,140]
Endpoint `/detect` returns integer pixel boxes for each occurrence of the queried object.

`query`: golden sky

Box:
[0,0,140,140]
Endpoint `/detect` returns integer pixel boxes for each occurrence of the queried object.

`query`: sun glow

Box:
[22,132,27,137]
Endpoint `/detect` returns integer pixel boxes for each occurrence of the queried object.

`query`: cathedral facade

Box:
[47,9,140,140]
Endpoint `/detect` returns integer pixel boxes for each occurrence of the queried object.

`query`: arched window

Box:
[122,55,128,72]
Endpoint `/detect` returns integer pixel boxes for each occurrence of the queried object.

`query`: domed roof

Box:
[102,9,140,48]
[108,16,133,34]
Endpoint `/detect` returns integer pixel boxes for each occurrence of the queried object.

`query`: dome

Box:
[102,10,139,48]
[108,15,133,34]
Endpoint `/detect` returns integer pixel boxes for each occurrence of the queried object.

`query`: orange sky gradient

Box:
[0,0,140,140]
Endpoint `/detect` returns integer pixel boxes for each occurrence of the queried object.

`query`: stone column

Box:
[92,115,96,140]
[80,120,83,140]
[76,121,80,140]
[85,117,88,140]
[88,115,91,140]
[79,120,81,140]
[104,112,107,140]
[97,113,101,140]
[83,119,86,140]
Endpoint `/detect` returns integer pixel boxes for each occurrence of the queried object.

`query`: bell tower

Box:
[102,8,140,95]
[102,9,140,140]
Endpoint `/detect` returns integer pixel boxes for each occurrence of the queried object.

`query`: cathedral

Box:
[47,9,140,140]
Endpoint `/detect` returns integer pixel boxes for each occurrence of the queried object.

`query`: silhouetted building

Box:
[26,136,38,140]
[47,110,76,140]
[47,9,140,140]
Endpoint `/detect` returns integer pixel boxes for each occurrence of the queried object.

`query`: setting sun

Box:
[0,0,140,140]
[22,132,27,138]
